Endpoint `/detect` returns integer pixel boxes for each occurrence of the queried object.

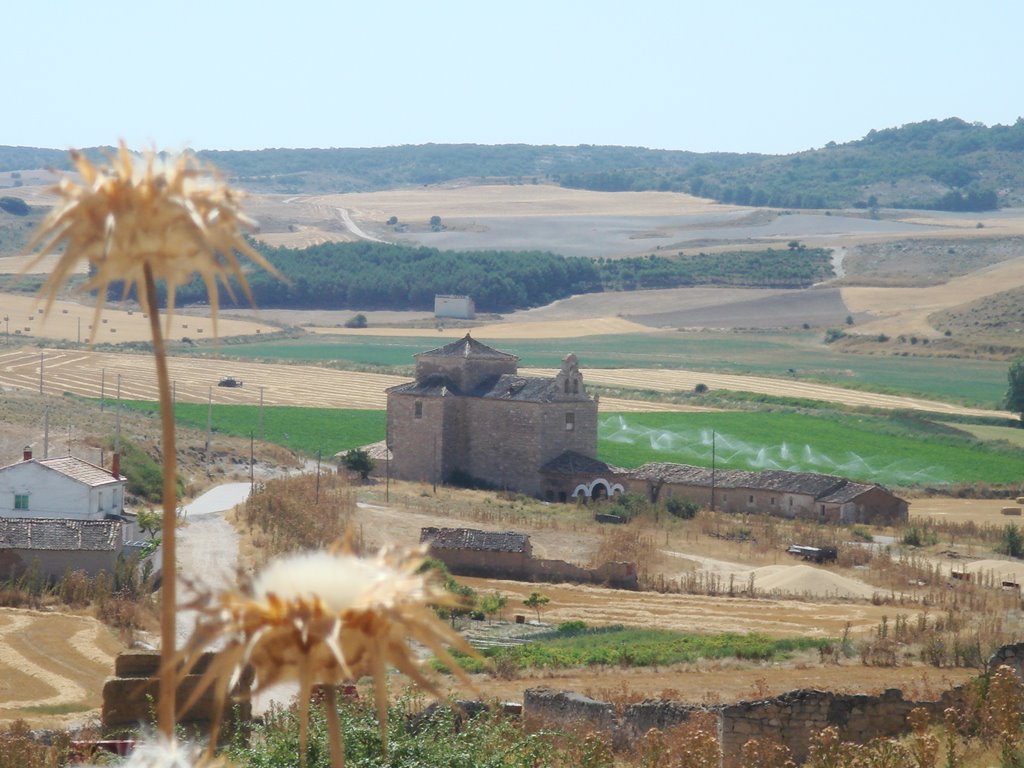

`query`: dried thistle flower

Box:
[121,737,227,768]
[25,142,280,335]
[179,542,478,767]
[24,142,281,740]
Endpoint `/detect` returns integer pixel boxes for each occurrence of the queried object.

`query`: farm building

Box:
[434,295,475,320]
[625,463,908,526]
[420,526,638,588]
[386,335,598,496]
[0,448,127,521]
[0,518,125,580]
[420,526,532,579]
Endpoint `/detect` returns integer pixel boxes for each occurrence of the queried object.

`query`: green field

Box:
[598,411,1024,487]
[209,331,1009,407]
[451,626,830,673]
[116,401,385,456]
[112,400,1024,487]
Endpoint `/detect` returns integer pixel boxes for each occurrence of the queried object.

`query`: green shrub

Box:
[665,497,699,519]
[996,524,1024,559]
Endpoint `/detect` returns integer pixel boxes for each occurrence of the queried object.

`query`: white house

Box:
[0,448,127,520]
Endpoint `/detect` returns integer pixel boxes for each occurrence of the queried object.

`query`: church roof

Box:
[540,450,620,475]
[415,334,519,362]
[473,374,563,402]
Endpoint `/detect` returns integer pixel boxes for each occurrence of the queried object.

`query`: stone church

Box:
[386,334,599,498]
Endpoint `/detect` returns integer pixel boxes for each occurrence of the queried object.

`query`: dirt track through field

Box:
[0,347,1003,417]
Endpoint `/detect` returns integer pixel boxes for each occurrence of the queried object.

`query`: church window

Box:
[565,412,575,431]
[564,380,570,394]
[414,401,423,419]
[573,379,579,394]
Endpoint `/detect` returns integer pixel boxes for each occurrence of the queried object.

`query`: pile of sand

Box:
[747,564,879,600]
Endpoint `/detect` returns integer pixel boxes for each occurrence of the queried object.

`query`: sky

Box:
[6,0,1023,156]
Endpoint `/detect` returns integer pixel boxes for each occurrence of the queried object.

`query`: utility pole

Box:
[710,430,717,512]
[316,448,322,504]
[115,374,122,454]
[250,431,255,496]
[206,386,213,457]
[258,386,264,441]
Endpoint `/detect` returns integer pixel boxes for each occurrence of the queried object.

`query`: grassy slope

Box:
[214,332,1009,407]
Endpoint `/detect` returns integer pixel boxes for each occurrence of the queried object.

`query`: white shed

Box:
[0,449,127,520]
[434,295,475,320]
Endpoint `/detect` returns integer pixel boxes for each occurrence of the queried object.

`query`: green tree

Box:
[342,448,374,480]
[997,524,1024,558]
[1005,357,1024,425]
[344,313,368,328]
[478,591,508,623]
[523,591,550,622]
[137,508,162,539]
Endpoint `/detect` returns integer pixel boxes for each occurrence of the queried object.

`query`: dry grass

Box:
[0,293,273,343]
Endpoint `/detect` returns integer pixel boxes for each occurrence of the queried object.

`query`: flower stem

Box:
[144,264,177,739]
[325,686,345,768]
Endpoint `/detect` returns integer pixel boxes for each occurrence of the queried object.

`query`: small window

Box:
[748,495,754,504]
[414,400,423,419]
[789,497,794,507]
[572,380,579,394]
[820,504,826,516]
[564,380,570,394]
[565,412,575,431]
[770,497,775,506]
[14,494,29,511]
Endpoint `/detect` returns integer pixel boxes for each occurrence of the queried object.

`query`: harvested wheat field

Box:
[309,316,657,339]
[0,607,123,724]
[0,348,705,413]
[911,497,1024,526]
[523,366,1011,419]
[843,256,1024,337]
[0,293,274,343]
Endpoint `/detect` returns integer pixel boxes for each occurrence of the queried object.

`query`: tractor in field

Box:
[217,376,243,388]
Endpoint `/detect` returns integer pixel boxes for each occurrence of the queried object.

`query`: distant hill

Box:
[2,117,1021,210]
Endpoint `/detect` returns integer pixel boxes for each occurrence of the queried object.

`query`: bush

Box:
[824,328,846,343]
[341,447,374,479]
[665,497,699,519]
[343,313,367,328]
[996,524,1024,558]
[0,196,29,216]
[605,492,648,520]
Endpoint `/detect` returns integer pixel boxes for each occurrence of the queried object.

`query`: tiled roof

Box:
[420,527,531,553]
[628,463,890,500]
[416,334,518,361]
[473,374,563,402]
[540,450,620,476]
[36,456,123,487]
[0,518,122,551]
[386,375,460,397]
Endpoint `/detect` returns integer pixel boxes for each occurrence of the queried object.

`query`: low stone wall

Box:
[102,652,252,731]
[523,642,1024,765]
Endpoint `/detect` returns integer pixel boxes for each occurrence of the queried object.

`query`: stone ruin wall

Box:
[523,642,1024,766]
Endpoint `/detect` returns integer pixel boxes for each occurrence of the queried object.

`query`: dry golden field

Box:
[0,347,1002,417]
[0,294,274,344]
[0,608,122,724]
[308,316,657,339]
[522,366,1013,419]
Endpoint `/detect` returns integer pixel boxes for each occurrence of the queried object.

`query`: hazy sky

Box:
[6,0,1022,155]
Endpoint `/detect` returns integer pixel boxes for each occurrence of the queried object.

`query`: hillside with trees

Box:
[3,117,1021,210]
[134,241,830,313]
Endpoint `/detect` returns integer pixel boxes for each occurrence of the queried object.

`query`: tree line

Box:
[112,241,833,313]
